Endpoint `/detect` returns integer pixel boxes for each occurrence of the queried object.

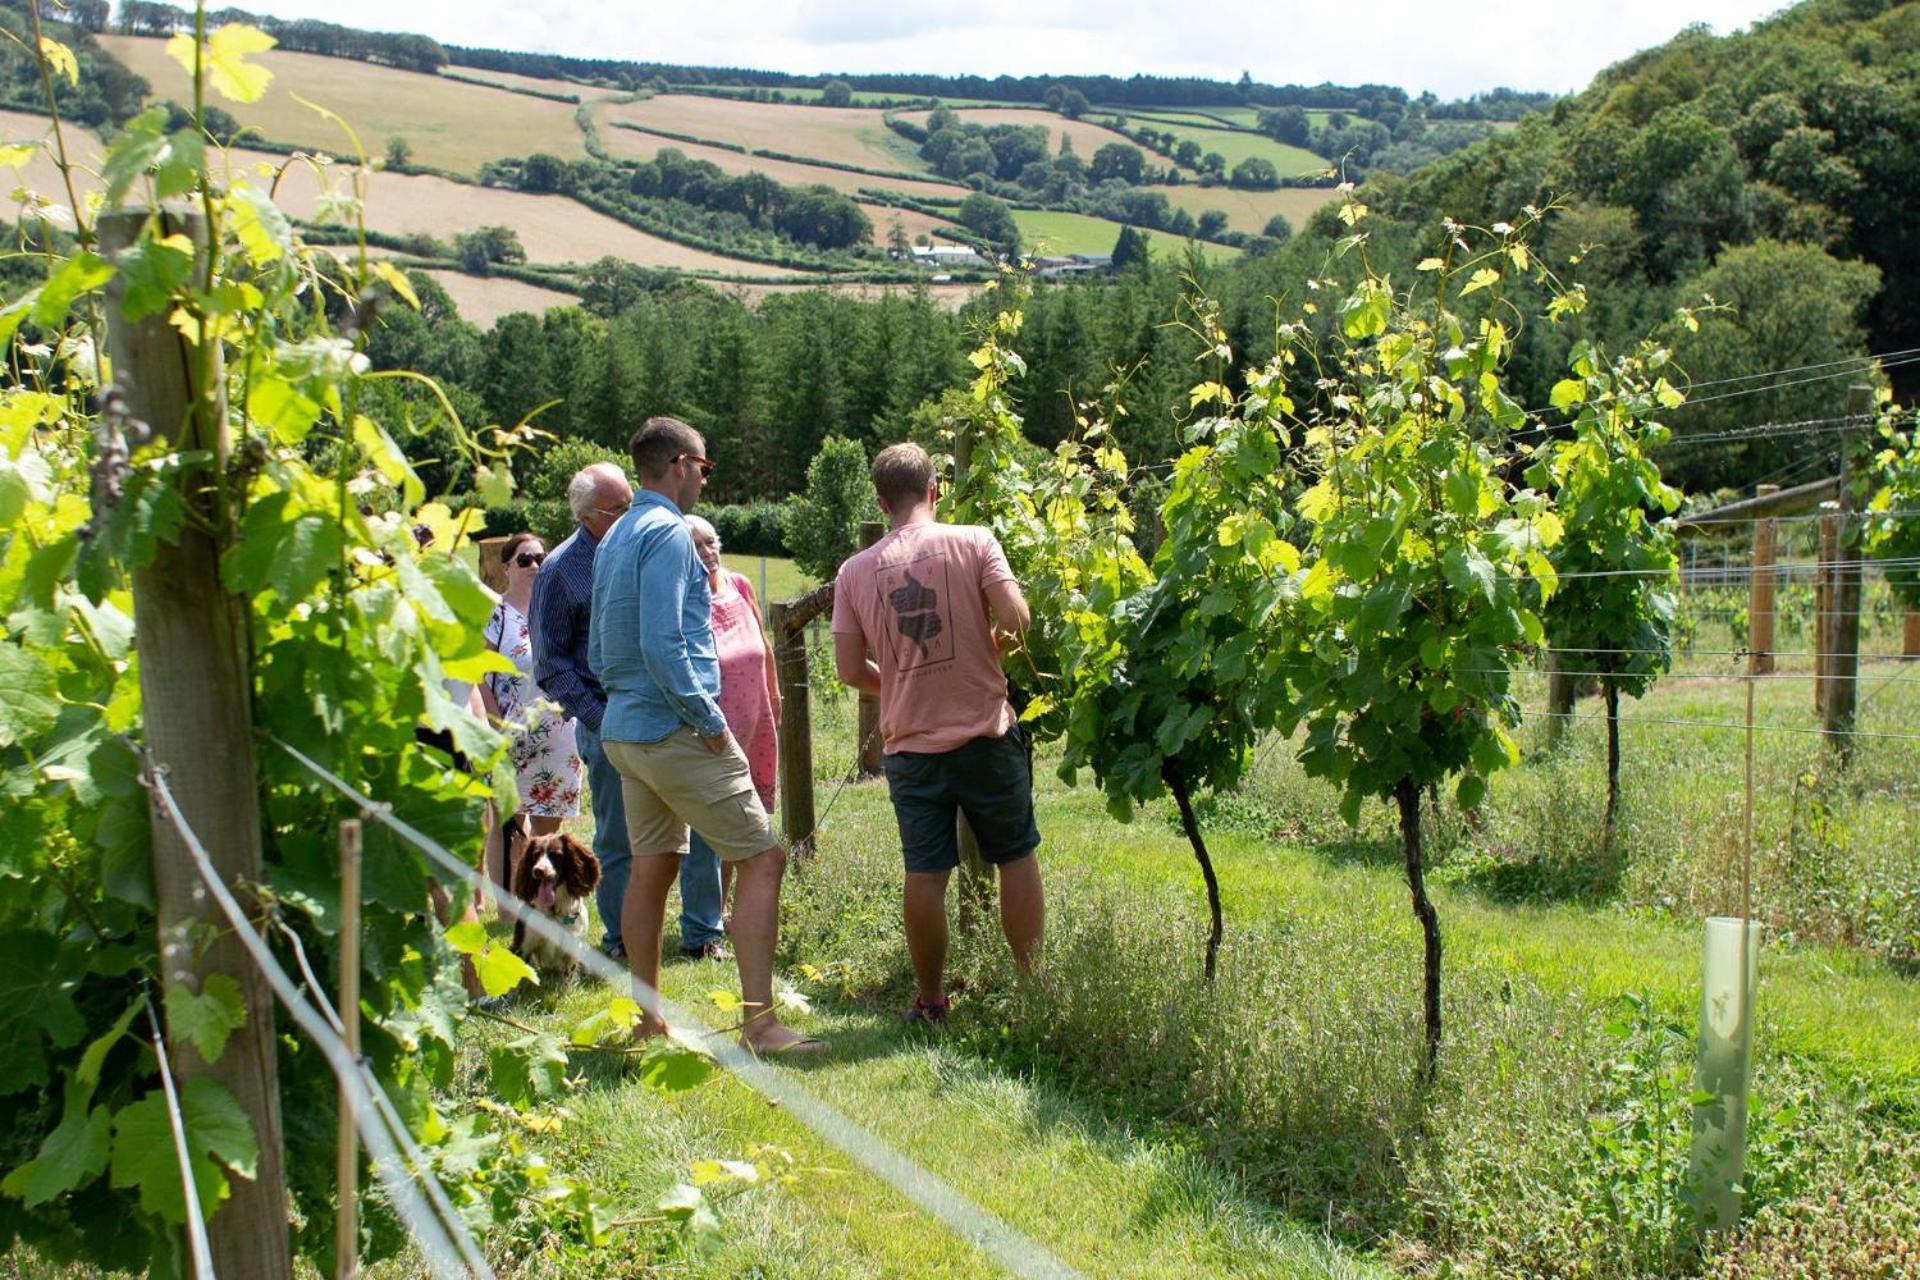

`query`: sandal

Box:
[901,994,951,1029]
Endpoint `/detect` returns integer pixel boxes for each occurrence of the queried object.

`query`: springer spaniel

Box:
[509,832,600,974]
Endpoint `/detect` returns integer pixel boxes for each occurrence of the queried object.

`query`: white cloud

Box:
[234,0,1787,98]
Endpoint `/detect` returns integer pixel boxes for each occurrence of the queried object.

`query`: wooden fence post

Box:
[855,520,884,779]
[1905,609,1920,660]
[100,210,293,1279]
[1749,498,1778,675]
[476,535,510,594]
[1823,388,1871,746]
[770,600,816,855]
[1544,649,1576,748]
[1815,511,1837,714]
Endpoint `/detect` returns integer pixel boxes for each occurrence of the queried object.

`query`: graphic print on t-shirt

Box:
[877,551,954,671]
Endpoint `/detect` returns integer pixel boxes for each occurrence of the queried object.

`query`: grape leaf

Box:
[164,975,247,1064]
[2,1085,111,1207]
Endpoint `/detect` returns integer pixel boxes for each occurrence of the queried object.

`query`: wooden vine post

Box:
[335,820,363,1280]
[855,520,885,778]
[1823,387,1872,749]
[1905,608,1920,660]
[1748,489,1778,675]
[1814,511,1838,714]
[770,598,815,855]
[101,210,294,1278]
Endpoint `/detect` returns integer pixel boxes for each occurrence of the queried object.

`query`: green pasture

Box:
[1011,208,1241,262]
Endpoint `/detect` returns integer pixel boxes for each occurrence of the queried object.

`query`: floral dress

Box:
[483,599,582,817]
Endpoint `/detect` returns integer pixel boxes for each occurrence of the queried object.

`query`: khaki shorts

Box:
[602,730,778,862]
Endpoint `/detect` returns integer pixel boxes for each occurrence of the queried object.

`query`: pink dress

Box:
[711,571,777,807]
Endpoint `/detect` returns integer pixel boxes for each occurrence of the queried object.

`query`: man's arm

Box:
[637,529,728,741]
[530,567,604,732]
[984,578,1031,654]
[834,630,882,696]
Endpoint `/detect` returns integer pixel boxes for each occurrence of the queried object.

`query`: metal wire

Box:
[144,995,218,1280]
[269,736,1085,1280]
[141,765,491,1280]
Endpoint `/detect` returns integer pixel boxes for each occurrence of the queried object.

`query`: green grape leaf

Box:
[2,1085,111,1207]
[472,944,538,999]
[164,975,247,1064]
[76,999,144,1090]
[640,1045,716,1094]
[488,1032,568,1108]
[1456,773,1488,810]
[31,252,113,330]
[0,644,59,749]
[443,920,488,955]
[114,231,195,323]
[109,1076,257,1223]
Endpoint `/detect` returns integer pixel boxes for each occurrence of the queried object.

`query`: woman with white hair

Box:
[685,513,781,917]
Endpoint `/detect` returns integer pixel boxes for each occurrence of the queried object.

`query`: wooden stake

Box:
[770,600,815,855]
[1748,507,1777,676]
[855,520,884,779]
[1815,511,1838,715]
[336,820,363,1280]
[1824,387,1871,750]
[1904,608,1920,660]
[101,209,293,1280]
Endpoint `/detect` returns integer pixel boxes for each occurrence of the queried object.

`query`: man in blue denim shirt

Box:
[589,416,823,1057]
[529,461,725,961]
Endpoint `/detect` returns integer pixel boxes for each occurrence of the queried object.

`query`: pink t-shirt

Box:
[831,520,1016,755]
[712,571,777,807]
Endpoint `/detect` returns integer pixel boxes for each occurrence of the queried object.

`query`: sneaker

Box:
[901,994,950,1029]
[678,939,731,962]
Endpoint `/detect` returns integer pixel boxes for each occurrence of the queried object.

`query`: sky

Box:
[232,0,1792,100]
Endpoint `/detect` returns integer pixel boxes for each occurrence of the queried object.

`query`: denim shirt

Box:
[588,489,726,744]
[529,524,604,732]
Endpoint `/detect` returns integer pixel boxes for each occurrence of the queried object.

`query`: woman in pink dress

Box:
[685,515,780,912]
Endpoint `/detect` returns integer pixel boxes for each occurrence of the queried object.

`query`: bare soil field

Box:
[593,118,966,201]
[98,35,587,175]
[607,94,924,172]
[896,107,1138,160]
[258,159,808,275]
[417,270,580,325]
[1145,183,1339,236]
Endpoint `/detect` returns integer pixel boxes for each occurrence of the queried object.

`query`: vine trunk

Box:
[1394,776,1442,1078]
[1162,765,1223,982]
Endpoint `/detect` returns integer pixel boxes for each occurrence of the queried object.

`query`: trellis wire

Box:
[144,995,218,1280]
[142,765,490,1280]
[270,736,1085,1280]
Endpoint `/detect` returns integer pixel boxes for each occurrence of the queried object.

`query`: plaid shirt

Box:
[529,524,605,733]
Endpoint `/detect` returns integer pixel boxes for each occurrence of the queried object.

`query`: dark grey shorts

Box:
[883,725,1041,874]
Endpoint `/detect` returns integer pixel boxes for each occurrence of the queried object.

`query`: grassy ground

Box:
[1145,182,1339,237]
[1122,119,1324,179]
[341,624,1916,1277]
[1011,209,1241,263]
[98,35,587,176]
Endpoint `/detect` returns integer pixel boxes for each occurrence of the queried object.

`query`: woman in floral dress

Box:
[481,533,583,855]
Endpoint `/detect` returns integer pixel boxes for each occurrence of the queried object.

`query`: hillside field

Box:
[897,105,1145,160]
[98,34,586,175]
[1012,207,1240,262]
[1147,182,1339,236]
[418,270,579,325]
[594,108,968,201]
[611,92,925,173]
[1133,116,1325,176]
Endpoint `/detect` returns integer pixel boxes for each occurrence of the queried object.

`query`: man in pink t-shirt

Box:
[832,442,1043,1027]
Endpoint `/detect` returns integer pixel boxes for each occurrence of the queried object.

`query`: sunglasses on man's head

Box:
[674,453,715,479]
[515,551,546,568]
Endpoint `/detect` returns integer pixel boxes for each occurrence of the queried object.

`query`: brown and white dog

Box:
[509,832,600,973]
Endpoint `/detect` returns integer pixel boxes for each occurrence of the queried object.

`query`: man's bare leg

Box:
[903,869,952,1004]
[623,851,682,1039]
[997,854,1044,976]
[730,843,814,1052]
